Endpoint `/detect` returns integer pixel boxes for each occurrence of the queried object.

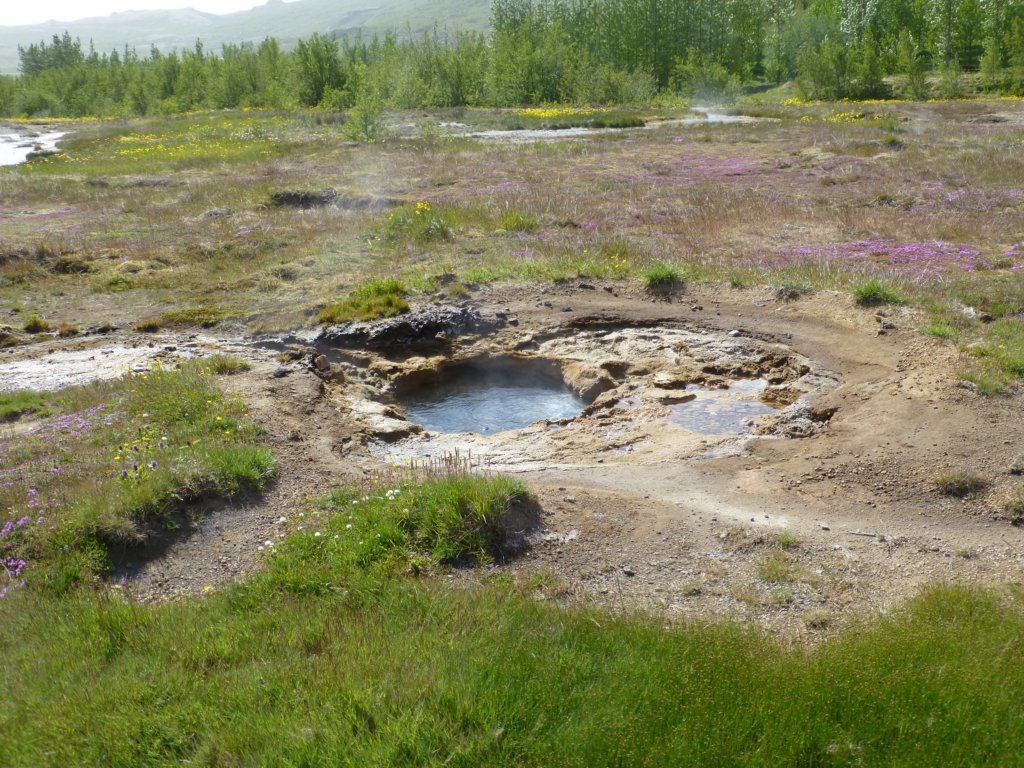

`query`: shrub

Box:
[382,201,454,245]
[57,323,80,338]
[776,532,800,550]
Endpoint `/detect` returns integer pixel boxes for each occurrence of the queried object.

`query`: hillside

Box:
[0,0,490,74]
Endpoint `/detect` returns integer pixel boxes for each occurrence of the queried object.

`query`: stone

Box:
[320,305,508,349]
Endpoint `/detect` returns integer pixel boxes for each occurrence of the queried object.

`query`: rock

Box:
[728,329,742,338]
[320,305,509,349]
[313,354,330,372]
[270,188,338,208]
[651,371,692,389]
[202,207,233,219]
[646,389,697,405]
[272,366,290,378]
[623,566,636,577]
[562,361,617,401]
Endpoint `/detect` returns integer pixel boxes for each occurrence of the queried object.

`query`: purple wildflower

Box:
[0,522,12,537]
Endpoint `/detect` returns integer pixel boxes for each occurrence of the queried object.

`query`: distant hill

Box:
[0,0,491,75]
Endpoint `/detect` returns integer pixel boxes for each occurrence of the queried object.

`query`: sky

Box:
[0,0,290,27]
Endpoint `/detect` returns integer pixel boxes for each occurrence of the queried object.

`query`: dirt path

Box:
[6,281,1020,632]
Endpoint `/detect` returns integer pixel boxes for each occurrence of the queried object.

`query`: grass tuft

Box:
[22,315,50,334]
[496,210,539,233]
[317,278,410,325]
[853,279,905,307]
[643,261,685,291]
[933,470,987,498]
[0,361,275,591]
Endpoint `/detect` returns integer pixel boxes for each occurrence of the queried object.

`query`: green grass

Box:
[0,360,275,592]
[775,532,800,550]
[495,209,539,233]
[381,201,455,245]
[0,390,52,422]
[203,354,252,375]
[22,314,50,334]
[853,278,905,307]
[756,551,799,583]
[4,527,1024,764]
[134,306,225,332]
[318,278,410,325]
[962,318,1024,394]
[642,261,685,290]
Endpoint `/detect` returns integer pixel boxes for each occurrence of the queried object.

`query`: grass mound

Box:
[317,278,410,325]
[643,261,685,290]
[0,390,52,422]
[267,474,532,591]
[0,359,275,593]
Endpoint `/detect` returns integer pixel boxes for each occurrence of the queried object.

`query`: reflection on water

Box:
[400,367,584,434]
[669,379,776,435]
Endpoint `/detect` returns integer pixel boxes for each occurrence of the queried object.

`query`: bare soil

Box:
[3,280,1021,634]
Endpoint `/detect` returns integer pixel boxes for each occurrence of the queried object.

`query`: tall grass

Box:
[1,568,1023,765]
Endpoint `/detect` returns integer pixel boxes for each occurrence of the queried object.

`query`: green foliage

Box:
[295,33,347,107]
[133,306,224,332]
[643,261,685,290]
[6,563,1024,764]
[0,390,52,422]
[963,318,1024,394]
[202,354,252,375]
[7,1,1024,117]
[896,31,930,100]
[272,474,532,583]
[756,552,799,583]
[381,201,455,245]
[853,279,904,307]
[22,314,50,334]
[0,362,275,591]
[671,48,741,104]
[343,78,388,142]
[496,209,538,233]
[797,38,849,100]
[317,278,410,325]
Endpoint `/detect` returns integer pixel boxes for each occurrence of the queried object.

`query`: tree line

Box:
[3,0,1024,118]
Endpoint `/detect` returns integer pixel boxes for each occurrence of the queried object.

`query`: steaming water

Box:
[400,368,584,434]
[0,129,65,166]
[670,379,776,435]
